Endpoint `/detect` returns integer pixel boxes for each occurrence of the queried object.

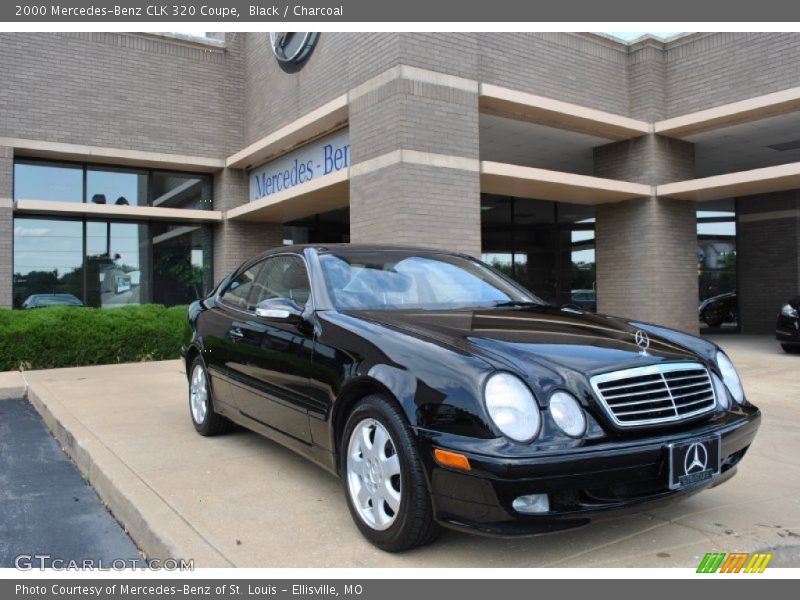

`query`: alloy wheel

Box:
[346,418,402,531]
[190,364,209,425]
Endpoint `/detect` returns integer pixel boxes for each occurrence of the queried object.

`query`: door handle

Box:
[229,327,244,341]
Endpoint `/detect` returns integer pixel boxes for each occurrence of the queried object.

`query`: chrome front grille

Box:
[590,362,716,427]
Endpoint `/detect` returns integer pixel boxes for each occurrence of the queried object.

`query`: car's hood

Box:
[348,305,705,379]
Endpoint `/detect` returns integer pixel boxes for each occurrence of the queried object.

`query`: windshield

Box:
[319,251,542,311]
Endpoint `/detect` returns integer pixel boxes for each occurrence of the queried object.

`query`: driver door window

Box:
[252,255,311,307]
[220,264,262,311]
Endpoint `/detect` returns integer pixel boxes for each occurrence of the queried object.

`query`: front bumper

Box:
[417,406,761,536]
[776,314,800,343]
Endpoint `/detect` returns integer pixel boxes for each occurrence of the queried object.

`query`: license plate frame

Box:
[667,435,721,490]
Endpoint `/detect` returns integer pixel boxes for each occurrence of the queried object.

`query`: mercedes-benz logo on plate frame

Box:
[269,32,319,65]
[683,442,709,475]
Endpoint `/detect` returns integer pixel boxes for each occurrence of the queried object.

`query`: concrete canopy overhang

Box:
[226,96,348,170]
[13,199,222,222]
[479,83,650,141]
[655,86,800,139]
[658,161,800,202]
[480,161,651,204]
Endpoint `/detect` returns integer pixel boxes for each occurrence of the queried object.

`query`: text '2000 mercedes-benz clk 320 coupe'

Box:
[183,245,760,552]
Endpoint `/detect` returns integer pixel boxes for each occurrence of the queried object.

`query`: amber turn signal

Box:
[433,448,472,471]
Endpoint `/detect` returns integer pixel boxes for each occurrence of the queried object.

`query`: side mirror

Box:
[255,297,303,322]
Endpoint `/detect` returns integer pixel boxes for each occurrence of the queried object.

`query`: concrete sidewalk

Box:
[6,336,800,567]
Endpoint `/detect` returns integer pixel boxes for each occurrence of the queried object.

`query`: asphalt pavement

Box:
[0,397,141,569]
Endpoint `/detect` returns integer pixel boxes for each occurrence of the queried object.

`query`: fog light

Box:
[512,493,550,514]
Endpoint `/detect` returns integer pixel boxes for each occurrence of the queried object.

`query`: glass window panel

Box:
[220,264,261,311]
[151,223,213,306]
[85,221,149,308]
[12,218,84,308]
[87,167,147,207]
[697,199,737,330]
[14,162,83,203]
[149,172,212,210]
[480,195,596,309]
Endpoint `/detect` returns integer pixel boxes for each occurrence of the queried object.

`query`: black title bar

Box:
[3,0,800,22]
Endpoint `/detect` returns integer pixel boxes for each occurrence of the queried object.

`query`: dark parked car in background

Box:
[776,297,800,353]
[570,289,597,312]
[183,245,760,552]
[699,291,737,328]
[21,294,84,309]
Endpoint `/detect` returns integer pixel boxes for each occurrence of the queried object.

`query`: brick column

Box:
[212,168,283,284]
[594,136,700,334]
[737,191,800,333]
[0,146,13,309]
[348,69,481,257]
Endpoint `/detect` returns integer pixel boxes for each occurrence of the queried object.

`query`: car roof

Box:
[251,244,470,263]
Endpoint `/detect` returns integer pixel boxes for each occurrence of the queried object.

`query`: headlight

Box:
[716,351,745,405]
[781,304,799,319]
[484,372,541,442]
[710,372,730,410]
[549,391,587,438]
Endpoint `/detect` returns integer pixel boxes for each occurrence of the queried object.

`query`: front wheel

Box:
[341,394,439,552]
[781,343,800,354]
[189,357,234,436]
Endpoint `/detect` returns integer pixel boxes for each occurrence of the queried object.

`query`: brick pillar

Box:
[0,146,13,309]
[212,168,283,284]
[348,70,481,257]
[737,191,800,333]
[593,136,700,334]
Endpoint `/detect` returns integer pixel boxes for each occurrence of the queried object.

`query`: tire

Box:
[781,343,800,354]
[702,311,722,328]
[188,356,234,436]
[340,394,440,552]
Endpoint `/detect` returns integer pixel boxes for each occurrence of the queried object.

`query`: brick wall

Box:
[594,135,695,185]
[737,192,800,333]
[348,62,481,257]
[0,145,12,308]
[212,168,282,283]
[596,196,699,334]
[664,33,800,117]
[350,163,481,256]
[594,132,698,334]
[0,32,243,157]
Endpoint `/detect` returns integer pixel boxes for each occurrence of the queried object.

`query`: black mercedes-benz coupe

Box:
[182,245,760,552]
[776,297,800,353]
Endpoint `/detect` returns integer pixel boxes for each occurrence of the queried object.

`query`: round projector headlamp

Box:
[549,391,587,438]
[716,351,745,405]
[483,372,541,443]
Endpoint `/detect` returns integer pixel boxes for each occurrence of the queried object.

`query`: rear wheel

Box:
[189,357,234,436]
[781,343,800,354]
[341,394,439,552]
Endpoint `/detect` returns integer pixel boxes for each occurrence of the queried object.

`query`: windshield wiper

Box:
[486,300,543,308]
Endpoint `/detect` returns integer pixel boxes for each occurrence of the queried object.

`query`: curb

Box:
[25,380,233,567]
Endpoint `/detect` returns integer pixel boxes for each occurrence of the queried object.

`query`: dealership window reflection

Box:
[12,218,213,309]
[480,195,596,310]
[12,218,84,308]
[14,161,83,203]
[13,159,213,210]
[85,221,150,308]
[697,199,738,331]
